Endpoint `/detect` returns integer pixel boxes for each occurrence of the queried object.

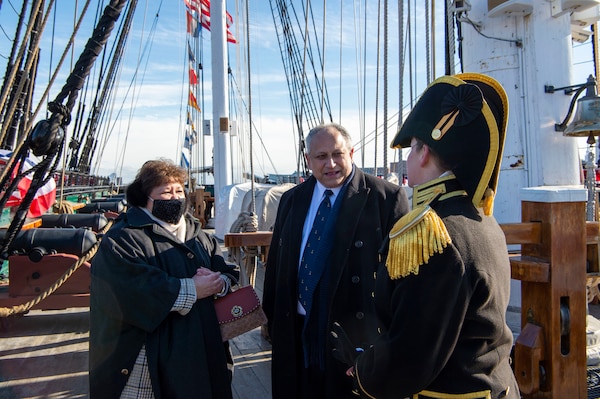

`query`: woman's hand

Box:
[192,268,224,299]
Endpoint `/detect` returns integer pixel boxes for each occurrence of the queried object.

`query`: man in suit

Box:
[263,123,410,399]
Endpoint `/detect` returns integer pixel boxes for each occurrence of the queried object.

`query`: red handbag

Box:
[214,285,267,341]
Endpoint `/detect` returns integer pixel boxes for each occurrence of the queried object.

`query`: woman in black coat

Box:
[89,159,238,399]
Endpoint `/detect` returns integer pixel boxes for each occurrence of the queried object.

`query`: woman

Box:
[89,159,238,399]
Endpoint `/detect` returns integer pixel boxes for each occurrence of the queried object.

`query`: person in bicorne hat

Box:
[331,73,520,399]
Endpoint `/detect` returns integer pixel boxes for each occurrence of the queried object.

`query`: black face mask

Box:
[150,198,186,224]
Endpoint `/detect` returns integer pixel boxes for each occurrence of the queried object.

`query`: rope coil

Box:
[229,211,260,286]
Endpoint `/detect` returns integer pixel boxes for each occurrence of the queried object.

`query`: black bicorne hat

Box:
[391,73,509,213]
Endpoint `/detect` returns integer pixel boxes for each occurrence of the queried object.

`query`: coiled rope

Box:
[0,218,113,318]
[53,201,75,214]
[228,211,259,286]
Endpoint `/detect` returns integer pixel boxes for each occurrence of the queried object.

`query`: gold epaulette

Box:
[386,204,452,280]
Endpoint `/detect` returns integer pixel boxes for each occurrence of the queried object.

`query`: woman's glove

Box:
[331,321,363,367]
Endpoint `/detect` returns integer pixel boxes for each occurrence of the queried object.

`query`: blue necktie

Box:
[298,189,333,318]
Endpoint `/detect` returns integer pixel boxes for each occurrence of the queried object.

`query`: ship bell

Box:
[564,75,600,137]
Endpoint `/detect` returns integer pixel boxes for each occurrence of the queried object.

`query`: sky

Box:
[0,1,596,184]
[0,0,447,184]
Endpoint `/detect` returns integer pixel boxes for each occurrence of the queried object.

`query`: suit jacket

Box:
[263,168,409,399]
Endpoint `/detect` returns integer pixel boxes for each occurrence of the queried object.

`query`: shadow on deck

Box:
[0,262,272,399]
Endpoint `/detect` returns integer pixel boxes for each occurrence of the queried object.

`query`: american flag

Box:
[184,0,238,43]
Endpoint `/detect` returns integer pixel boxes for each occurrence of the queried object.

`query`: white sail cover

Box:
[214,182,295,239]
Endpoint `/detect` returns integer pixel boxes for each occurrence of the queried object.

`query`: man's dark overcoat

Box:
[263,168,409,398]
[89,207,238,399]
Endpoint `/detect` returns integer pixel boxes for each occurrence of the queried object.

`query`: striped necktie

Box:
[298,189,333,317]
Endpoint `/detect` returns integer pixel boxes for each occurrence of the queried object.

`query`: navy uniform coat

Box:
[263,168,410,399]
[355,194,520,399]
[89,207,238,399]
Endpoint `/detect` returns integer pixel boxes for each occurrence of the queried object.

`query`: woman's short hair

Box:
[126,159,187,207]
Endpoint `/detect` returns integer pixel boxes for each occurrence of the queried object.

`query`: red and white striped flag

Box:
[0,150,56,218]
[184,0,238,43]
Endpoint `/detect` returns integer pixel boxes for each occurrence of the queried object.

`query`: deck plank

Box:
[0,307,272,399]
[0,235,274,399]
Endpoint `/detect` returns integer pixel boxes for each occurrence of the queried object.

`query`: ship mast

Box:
[211,0,232,210]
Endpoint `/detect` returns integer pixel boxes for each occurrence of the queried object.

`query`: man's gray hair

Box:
[305,123,353,154]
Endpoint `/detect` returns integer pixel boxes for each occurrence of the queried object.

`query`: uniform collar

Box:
[412,173,467,208]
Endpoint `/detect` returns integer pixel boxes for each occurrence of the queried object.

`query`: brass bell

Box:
[564,75,600,138]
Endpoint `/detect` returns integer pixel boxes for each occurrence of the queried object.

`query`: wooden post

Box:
[513,186,587,398]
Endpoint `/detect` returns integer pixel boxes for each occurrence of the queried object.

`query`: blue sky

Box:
[0,1,595,183]
[0,1,443,183]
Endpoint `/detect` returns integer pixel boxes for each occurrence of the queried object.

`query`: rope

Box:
[0,0,46,139]
[0,135,64,259]
[230,211,258,234]
[53,0,128,113]
[0,0,127,259]
[53,201,75,214]
[228,211,259,286]
[0,219,113,318]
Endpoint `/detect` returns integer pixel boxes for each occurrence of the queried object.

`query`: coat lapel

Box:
[328,169,369,286]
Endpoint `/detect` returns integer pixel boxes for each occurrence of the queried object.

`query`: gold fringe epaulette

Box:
[386,204,452,280]
[480,187,495,216]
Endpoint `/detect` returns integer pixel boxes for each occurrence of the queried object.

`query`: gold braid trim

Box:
[386,205,451,280]
[414,389,491,398]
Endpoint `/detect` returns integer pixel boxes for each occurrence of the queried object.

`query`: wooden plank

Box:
[0,308,90,398]
[501,220,599,244]
[0,309,273,399]
[0,291,90,311]
[0,218,42,230]
[231,327,272,399]
[500,222,542,245]
[68,202,87,211]
[588,221,600,243]
[224,232,273,248]
[510,256,550,283]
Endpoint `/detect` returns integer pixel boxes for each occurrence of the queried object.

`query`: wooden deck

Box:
[2,228,599,399]
[0,261,272,399]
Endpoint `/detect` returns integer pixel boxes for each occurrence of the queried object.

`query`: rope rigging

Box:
[69,0,141,175]
[269,0,334,177]
[0,0,128,258]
